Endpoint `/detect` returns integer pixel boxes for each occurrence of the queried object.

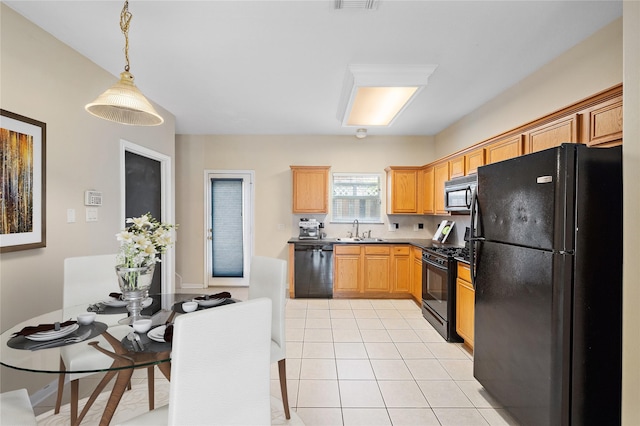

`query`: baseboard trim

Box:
[30,377,63,406]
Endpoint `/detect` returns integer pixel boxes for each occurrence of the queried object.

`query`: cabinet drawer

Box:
[393,246,410,255]
[364,245,390,255]
[335,245,361,255]
[457,262,471,282]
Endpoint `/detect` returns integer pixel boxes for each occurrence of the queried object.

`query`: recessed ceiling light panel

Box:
[336,64,437,127]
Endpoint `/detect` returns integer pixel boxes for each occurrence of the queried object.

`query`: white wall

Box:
[0,5,176,393]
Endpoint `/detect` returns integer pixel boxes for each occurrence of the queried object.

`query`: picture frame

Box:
[0,109,46,252]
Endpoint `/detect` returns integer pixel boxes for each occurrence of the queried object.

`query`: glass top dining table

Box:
[1,293,235,426]
[0,293,203,374]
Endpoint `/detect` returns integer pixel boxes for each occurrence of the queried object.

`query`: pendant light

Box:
[85,1,163,126]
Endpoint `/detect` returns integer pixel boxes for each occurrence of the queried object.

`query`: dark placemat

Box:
[7,322,108,351]
[172,298,236,314]
[120,326,172,353]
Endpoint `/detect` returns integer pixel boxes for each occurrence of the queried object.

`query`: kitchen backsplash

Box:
[292,214,471,247]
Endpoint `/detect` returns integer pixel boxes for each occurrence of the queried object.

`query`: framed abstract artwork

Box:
[0,109,46,252]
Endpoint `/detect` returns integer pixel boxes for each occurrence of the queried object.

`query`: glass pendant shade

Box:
[85,71,163,126]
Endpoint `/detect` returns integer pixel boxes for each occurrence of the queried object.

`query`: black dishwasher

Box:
[294,244,333,298]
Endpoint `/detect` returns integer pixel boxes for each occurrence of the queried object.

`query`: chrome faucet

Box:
[353,219,359,238]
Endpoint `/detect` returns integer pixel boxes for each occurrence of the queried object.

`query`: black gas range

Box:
[421,244,467,342]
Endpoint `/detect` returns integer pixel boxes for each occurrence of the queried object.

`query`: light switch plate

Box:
[67,208,76,223]
[86,207,98,222]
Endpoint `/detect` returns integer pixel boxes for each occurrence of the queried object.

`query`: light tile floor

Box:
[281,298,520,426]
[35,295,520,425]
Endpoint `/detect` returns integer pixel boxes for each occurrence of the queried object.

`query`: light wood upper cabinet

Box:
[433,161,450,215]
[391,246,411,294]
[456,262,475,349]
[363,245,391,293]
[290,166,330,213]
[485,135,524,165]
[524,114,579,154]
[449,156,465,179]
[422,166,435,215]
[580,95,623,147]
[385,167,418,214]
[465,148,485,175]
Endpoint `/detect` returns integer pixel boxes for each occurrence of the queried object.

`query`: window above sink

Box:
[332,173,382,224]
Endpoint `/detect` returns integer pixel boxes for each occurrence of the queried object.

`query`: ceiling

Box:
[4,1,622,136]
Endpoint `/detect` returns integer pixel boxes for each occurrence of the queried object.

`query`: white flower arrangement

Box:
[116,213,177,268]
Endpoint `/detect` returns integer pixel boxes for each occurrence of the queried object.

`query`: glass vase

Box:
[115,264,155,325]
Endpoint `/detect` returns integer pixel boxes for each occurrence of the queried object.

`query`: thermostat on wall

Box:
[84,190,103,206]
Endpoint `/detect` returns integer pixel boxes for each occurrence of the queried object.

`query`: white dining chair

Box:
[0,388,37,426]
[56,254,154,424]
[117,297,273,426]
[248,255,290,419]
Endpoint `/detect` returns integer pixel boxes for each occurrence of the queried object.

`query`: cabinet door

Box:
[433,162,450,215]
[334,245,362,295]
[422,166,435,215]
[581,96,623,147]
[392,246,411,293]
[363,246,390,293]
[464,148,485,175]
[291,166,329,213]
[449,156,465,179]
[411,247,422,302]
[485,135,524,165]
[386,168,418,214]
[455,263,475,348]
[524,114,579,154]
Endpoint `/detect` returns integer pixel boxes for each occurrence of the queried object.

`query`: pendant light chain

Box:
[120,0,132,72]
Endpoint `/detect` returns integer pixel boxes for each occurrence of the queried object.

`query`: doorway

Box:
[205,171,254,287]
[121,140,173,294]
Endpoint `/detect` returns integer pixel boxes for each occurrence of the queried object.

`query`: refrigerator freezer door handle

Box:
[469,188,478,289]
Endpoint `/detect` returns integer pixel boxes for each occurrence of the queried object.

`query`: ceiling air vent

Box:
[334,0,379,10]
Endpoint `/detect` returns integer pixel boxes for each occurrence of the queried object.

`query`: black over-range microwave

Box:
[444,174,477,213]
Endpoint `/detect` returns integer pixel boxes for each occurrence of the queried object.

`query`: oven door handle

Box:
[423,258,448,271]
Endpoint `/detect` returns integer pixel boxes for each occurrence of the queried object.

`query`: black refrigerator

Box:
[470,143,622,426]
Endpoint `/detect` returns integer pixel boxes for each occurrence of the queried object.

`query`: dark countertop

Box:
[455,256,470,265]
[287,237,459,250]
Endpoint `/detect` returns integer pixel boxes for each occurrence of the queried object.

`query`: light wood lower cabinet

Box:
[392,246,411,294]
[363,246,391,293]
[333,244,418,300]
[334,245,363,297]
[411,247,423,303]
[456,262,475,349]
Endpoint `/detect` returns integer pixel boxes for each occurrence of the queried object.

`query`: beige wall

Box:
[0,5,176,392]
[435,18,623,157]
[622,2,640,424]
[175,134,435,286]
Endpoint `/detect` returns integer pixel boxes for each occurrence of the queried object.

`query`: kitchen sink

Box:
[335,237,386,243]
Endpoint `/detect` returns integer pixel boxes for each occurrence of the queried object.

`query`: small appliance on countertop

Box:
[298,218,320,240]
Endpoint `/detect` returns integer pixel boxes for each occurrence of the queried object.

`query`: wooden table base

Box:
[72,331,171,426]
